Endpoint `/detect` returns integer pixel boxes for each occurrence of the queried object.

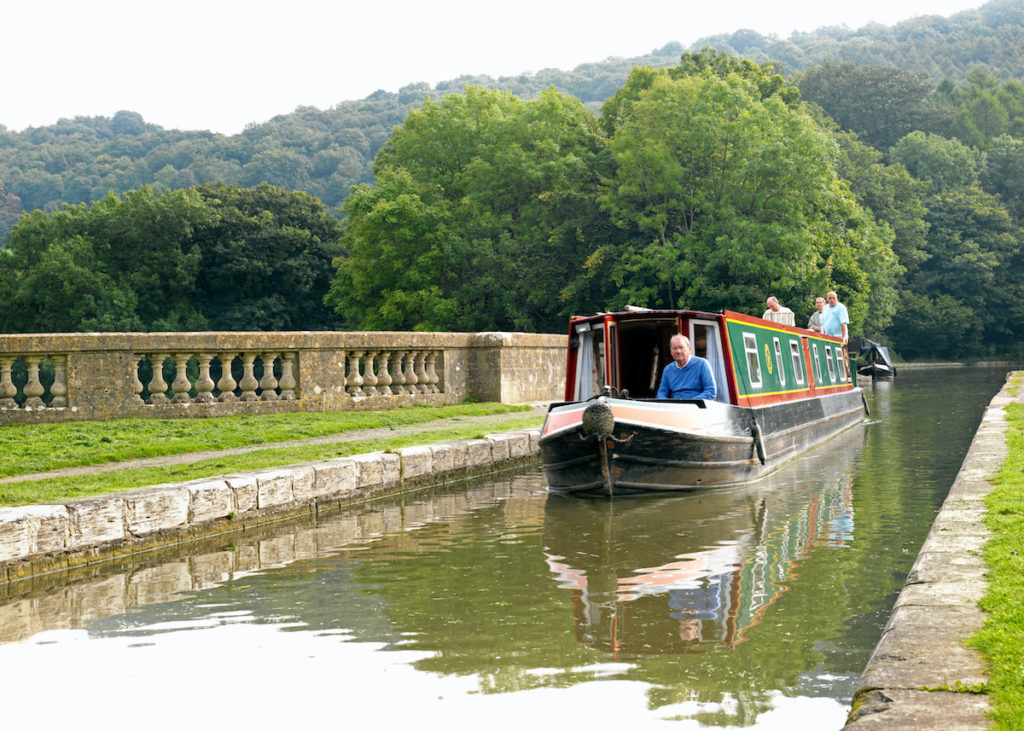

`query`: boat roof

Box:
[570,307,720,323]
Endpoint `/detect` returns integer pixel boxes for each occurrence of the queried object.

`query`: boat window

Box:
[573,327,605,400]
[811,343,822,384]
[836,348,847,382]
[790,341,805,385]
[825,345,836,382]
[743,332,761,388]
[690,319,730,403]
[772,338,786,387]
[607,322,618,393]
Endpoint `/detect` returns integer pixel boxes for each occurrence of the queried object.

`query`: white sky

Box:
[3,0,985,135]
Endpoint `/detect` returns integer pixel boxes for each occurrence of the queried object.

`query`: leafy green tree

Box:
[889,131,983,193]
[329,87,613,332]
[0,187,213,332]
[934,70,1024,148]
[600,48,797,137]
[982,134,1024,221]
[594,70,897,331]
[326,167,459,330]
[192,183,344,330]
[833,131,930,272]
[797,62,942,151]
[893,186,1024,355]
[1,184,344,333]
[890,293,977,359]
[86,187,213,329]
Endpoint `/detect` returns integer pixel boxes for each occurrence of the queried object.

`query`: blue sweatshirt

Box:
[656,357,716,400]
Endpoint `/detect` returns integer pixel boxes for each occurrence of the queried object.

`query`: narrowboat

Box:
[539,308,867,495]
[857,339,897,380]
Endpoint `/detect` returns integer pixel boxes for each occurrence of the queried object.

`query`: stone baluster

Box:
[414,351,430,394]
[238,352,260,401]
[278,352,297,400]
[260,353,280,401]
[217,353,238,402]
[404,350,420,395]
[147,355,169,404]
[0,356,18,409]
[21,356,45,408]
[377,351,393,396]
[347,350,365,397]
[362,350,379,396]
[194,353,216,403]
[170,353,193,403]
[131,355,145,404]
[49,354,69,407]
[390,351,407,395]
[424,350,441,393]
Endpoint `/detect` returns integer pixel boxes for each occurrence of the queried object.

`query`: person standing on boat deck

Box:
[657,334,716,400]
[821,291,850,342]
[807,296,826,332]
[762,296,795,326]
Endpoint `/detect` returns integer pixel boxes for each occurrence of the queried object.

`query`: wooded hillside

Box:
[3,0,1022,234]
[3,0,1024,360]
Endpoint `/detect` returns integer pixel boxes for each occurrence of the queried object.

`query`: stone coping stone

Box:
[845,690,990,731]
[0,428,541,581]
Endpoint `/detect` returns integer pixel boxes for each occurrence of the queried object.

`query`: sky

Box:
[4,0,986,136]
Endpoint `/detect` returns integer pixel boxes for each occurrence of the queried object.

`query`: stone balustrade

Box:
[0,331,566,424]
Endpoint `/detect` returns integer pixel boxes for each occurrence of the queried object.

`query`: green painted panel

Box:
[725,320,825,397]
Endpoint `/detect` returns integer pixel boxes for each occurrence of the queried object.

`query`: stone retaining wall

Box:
[0,469,538,643]
[0,428,541,584]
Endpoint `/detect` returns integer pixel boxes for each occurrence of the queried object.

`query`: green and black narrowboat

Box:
[539,308,867,495]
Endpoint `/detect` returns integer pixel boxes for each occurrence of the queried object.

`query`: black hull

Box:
[858,363,896,379]
[540,390,865,496]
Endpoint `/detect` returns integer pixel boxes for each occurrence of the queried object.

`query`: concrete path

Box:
[843,374,1019,729]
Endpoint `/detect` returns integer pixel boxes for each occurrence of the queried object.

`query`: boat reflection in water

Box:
[543,425,865,658]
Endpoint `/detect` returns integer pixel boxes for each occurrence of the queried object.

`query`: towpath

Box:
[0,405,549,486]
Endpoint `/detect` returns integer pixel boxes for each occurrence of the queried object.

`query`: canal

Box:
[0,366,1009,729]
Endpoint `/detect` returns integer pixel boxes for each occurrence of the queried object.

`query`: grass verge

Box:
[0,402,531,478]
[970,400,1024,730]
[0,404,542,507]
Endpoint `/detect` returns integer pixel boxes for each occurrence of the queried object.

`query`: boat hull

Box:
[858,363,895,379]
[540,391,866,495]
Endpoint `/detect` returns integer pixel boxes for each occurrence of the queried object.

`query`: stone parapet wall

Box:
[0,330,566,423]
[0,428,541,583]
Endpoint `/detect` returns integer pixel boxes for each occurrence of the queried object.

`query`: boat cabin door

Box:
[689,319,729,403]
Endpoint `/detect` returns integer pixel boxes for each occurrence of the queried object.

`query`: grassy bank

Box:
[0,403,542,507]
[971,396,1024,730]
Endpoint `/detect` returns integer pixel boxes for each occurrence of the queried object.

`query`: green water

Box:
[0,366,1008,729]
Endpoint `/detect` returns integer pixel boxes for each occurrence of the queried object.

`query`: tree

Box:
[833,131,930,272]
[328,87,613,332]
[893,186,1024,355]
[982,134,1024,221]
[0,184,344,333]
[192,183,344,330]
[797,62,942,151]
[889,131,983,193]
[600,48,798,138]
[594,70,897,331]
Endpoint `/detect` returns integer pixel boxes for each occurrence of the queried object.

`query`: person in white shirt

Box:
[762,296,795,326]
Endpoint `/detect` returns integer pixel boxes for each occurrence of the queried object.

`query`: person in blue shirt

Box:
[657,334,716,400]
[821,290,850,342]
